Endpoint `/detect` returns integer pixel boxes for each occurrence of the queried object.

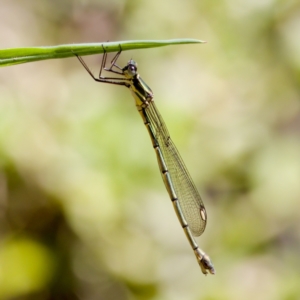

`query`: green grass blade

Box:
[0,39,206,67]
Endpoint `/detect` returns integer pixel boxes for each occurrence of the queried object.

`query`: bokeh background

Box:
[0,1,300,299]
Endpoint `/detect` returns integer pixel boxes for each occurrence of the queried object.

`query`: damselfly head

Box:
[123,59,138,77]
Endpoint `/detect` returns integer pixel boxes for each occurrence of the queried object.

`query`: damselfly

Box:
[74,46,215,275]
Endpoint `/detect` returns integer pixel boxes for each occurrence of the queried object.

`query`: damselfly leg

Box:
[74,45,129,87]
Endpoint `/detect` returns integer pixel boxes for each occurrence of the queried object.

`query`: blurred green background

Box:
[0,1,300,299]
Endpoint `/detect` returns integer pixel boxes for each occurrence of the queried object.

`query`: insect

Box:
[74,46,215,275]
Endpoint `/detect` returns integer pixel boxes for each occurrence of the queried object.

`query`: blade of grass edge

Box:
[0,39,206,67]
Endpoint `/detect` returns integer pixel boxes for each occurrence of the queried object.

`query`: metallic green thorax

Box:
[122,59,154,107]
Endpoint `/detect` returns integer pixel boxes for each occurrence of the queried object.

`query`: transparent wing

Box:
[146,102,206,237]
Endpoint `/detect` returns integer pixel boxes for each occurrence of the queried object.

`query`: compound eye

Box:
[128,64,137,76]
[125,59,138,76]
[130,65,136,72]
